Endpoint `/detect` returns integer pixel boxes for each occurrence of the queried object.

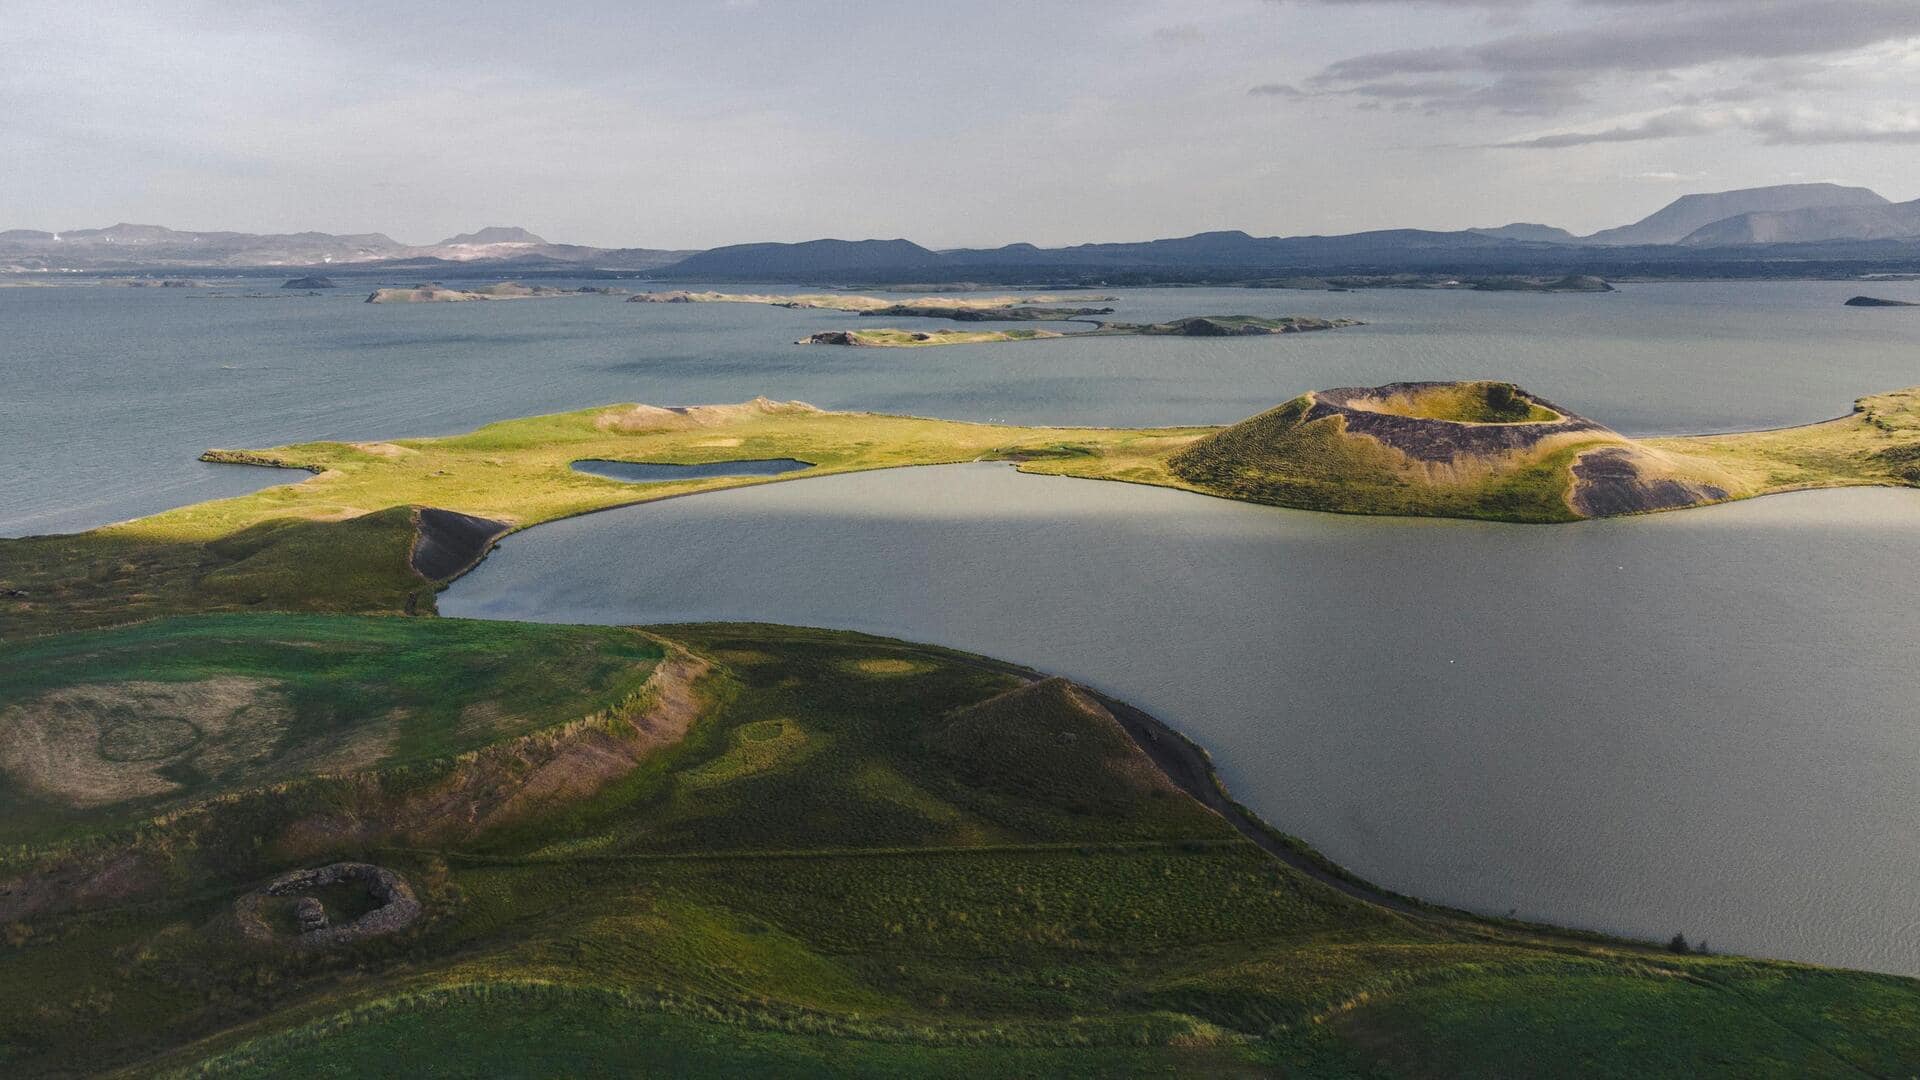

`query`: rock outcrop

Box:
[410,508,510,582]
[232,862,421,948]
[1568,446,1729,517]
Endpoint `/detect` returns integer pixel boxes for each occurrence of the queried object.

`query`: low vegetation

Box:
[0,619,1914,1077]
[5,385,1918,642]
[0,398,1206,639]
[0,615,663,848]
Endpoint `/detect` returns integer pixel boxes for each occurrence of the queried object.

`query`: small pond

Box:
[571,458,813,482]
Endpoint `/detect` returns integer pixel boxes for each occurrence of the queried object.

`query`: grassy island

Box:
[2,616,1917,1077]
[1089,315,1361,336]
[627,290,1115,313]
[799,328,1064,347]
[800,315,1361,347]
[364,283,592,303]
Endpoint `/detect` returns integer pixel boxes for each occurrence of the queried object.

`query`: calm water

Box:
[444,465,1920,976]
[5,279,1920,535]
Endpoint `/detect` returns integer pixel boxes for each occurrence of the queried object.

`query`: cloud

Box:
[1751,108,1920,144]
[1622,170,1710,182]
[1269,0,1527,6]
[1323,3,1920,82]
[1152,23,1205,44]
[1495,105,1920,147]
[1297,0,1920,116]
[1495,110,1731,147]
[1337,73,1587,114]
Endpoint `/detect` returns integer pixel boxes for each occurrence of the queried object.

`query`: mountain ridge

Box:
[1581,183,1890,246]
[7,184,1919,277]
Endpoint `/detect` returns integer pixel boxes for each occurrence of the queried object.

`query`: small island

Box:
[801,314,1360,346]
[1092,314,1360,336]
[627,289,1117,313]
[281,275,337,289]
[1845,295,1919,307]
[366,282,593,303]
[857,302,1115,321]
[800,328,1063,347]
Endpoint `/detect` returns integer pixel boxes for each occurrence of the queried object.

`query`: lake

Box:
[442,463,1920,977]
[5,278,1920,535]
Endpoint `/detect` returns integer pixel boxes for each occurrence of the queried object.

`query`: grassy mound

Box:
[0,620,1916,1077]
[0,614,663,845]
[1167,388,1606,521]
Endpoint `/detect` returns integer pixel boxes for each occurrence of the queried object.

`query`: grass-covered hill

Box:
[0,616,664,850]
[1162,380,1920,522]
[1,616,1916,1077]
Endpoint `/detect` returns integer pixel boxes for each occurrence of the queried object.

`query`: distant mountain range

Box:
[0,224,692,272]
[6,184,1919,281]
[1578,183,1890,246]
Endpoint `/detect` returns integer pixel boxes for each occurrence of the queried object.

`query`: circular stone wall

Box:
[233,862,421,948]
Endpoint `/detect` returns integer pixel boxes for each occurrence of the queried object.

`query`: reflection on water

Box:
[444,463,1920,976]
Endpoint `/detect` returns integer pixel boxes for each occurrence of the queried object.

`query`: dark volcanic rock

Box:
[1569,446,1728,517]
[281,275,337,289]
[1309,383,1606,463]
[1845,295,1919,307]
[411,507,509,581]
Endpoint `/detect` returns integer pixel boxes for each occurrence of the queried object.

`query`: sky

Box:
[3,0,1918,248]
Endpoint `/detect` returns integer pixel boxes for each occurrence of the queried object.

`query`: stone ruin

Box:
[233,862,421,948]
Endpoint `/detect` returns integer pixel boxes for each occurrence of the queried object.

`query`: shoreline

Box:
[732,626,1728,964]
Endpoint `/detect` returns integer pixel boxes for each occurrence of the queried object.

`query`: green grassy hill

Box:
[1166,383,1611,521]
[0,618,1914,1077]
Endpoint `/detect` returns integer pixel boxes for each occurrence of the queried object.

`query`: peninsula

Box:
[5,381,1917,643]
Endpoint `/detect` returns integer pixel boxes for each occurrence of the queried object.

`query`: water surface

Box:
[7,279,1919,534]
[443,464,1920,976]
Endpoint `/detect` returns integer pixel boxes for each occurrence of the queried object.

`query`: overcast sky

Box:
[4,0,1917,247]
